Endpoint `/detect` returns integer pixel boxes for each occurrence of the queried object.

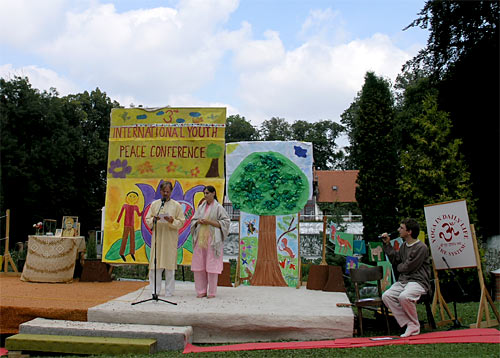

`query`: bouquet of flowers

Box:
[33,221,43,235]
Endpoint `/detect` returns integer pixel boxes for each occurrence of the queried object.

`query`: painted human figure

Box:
[116,191,142,262]
[381,218,431,337]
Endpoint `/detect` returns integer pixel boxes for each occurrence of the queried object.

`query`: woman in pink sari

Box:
[190,186,230,298]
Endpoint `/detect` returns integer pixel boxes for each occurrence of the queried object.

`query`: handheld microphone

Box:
[154,197,167,223]
[378,231,398,239]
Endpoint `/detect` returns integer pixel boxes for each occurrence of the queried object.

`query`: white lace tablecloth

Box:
[21,235,86,283]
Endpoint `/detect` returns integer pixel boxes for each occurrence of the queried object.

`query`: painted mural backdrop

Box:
[103,107,226,264]
[227,141,313,287]
[239,212,300,287]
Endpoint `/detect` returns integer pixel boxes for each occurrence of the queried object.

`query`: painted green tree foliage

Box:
[205,143,223,177]
[228,152,309,286]
[341,72,399,241]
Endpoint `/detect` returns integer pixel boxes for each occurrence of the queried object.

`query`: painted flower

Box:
[137,181,204,248]
[138,161,154,174]
[190,167,200,177]
[166,161,177,173]
[108,159,132,178]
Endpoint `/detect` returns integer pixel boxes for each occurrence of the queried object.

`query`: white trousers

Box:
[149,269,175,296]
[382,281,426,329]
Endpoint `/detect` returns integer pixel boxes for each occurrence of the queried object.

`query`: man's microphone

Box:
[154,197,167,223]
[378,231,398,240]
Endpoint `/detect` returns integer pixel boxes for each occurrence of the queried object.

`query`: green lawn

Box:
[25,301,498,358]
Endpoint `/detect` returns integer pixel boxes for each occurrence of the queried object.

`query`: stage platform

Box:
[1,275,354,343]
[88,281,354,343]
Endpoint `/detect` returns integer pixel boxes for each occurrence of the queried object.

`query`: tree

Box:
[404,0,499,237]
[228,152,309,286]
[65,89,120,231]
[341,72,399,241]
[404,1,499,77]
[225,114,259,142]
[291,120,345,170]
[0,77,119,242]
[1,77,80,241]
[259,117,292,141]
[397,94,476,224]
[340,95,361,170]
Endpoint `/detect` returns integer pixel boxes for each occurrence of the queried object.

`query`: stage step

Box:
[19,318,192,351]
[6,333,156,355]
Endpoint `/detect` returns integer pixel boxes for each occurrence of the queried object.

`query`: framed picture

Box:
[61,216,79,237]
[55,229,63,237]
[43,219,57,236]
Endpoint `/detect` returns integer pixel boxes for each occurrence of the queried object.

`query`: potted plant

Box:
[80,233,112,282]
[33,221,43,235]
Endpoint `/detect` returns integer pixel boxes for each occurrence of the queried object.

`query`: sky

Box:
[0,0,429,146]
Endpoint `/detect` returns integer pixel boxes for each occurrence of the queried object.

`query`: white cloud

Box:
[0,0,67,47]
[0,64,80,95]
[299,8,349,45]
[235,33,412,126]
[1,0,240,106]
[232,29,285,70]
[0,0,420,137]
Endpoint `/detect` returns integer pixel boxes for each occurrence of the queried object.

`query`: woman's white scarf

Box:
[193,201,227,257]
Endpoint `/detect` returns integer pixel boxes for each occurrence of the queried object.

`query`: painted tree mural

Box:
[205,143,223,177]
[228,152,309,286]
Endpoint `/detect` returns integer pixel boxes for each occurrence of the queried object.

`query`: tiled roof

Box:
[315,170,358,203]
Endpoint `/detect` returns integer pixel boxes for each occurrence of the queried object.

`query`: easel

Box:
[2,209,18,273]
[430,262,457,327]
[469,224,499,328]
[320,215,328,266]
[430,224,499,328]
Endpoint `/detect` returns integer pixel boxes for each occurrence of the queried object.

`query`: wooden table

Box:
[21,235,85,283]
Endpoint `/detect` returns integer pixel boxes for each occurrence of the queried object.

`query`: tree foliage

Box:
[0,77,119,242]
[404,0,499,77]
[342,72,399,241]
[259,117,292,141]
[397,94,476,224]
[291,120,345,170]
[404,0,499,237]
[225,114,259,142]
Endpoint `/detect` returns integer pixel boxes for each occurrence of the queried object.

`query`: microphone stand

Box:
[441,257,464,329]
[132,199,176,306]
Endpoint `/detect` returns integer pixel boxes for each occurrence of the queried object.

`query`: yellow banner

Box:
[103,107,226,265]
[103,178,224,265]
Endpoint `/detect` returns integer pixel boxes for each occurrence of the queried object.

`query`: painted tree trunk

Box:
[206,158,219,177]
[250,215,287,286]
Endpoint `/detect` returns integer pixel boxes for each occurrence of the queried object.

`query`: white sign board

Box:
[424,200,476,270]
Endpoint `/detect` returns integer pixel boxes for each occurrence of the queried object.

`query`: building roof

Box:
[315,170,358,203]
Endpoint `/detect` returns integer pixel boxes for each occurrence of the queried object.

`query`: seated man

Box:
[381,218,431,337]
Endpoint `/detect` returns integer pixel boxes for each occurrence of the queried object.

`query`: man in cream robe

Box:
[146,181,185,297]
